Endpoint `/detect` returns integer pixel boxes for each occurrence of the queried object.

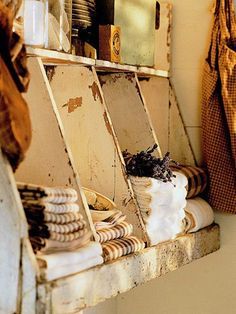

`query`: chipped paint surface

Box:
[63,97,83,113]
[40,225,220,313]
[89,81,103,103]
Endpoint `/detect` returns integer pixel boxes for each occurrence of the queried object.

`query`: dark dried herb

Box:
[123,144,177,182]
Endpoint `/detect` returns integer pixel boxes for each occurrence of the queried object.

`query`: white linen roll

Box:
[185,197,214,233]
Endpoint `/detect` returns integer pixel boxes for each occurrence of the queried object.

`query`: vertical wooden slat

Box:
[139,77,169,153]
[0,151,30,313]
[169,82,196,165]
[21,238,38,314]
[15,57,97,239]
[154,1,172,72]
[99,73,161,156]
[49,65,147,242]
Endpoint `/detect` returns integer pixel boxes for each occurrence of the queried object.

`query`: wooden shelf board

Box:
[37,224,220,313]
[26,47,95,66]
[26,48,169,77]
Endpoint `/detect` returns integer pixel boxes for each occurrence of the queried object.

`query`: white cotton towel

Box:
[130,172,187,246]
[41,255,104,281]
[185,197,214,233]
[37,241,102,269]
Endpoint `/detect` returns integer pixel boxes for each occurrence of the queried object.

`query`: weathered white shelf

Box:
[26,47,96,66]
[37,224,220,313]
[26,47,169,78]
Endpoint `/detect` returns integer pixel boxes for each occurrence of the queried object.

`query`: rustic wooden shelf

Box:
[37,224,220,313]
[26,47,96,66]
[26,47,169,78]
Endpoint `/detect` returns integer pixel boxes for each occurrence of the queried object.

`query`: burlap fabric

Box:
[202,0,236,213]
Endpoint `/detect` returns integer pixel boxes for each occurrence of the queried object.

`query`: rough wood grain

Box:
[15,57,96,239]
[139,77,169,153]
[169,82,196,165]
[38,224,220,314]
[99,73,161,157]
[49,65,147,242]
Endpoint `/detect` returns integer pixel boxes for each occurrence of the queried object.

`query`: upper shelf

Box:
[26,47,169,78]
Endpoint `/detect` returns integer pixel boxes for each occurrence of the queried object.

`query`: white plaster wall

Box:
[85,1,236,313]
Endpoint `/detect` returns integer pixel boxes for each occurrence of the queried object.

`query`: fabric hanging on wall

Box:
[202,0,236,213]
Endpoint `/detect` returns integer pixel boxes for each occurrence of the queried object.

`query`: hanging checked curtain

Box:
[202,0,236,213]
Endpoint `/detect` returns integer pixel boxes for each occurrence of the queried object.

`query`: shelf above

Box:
[37,224,220,313]
[26,47,169,78]
[26,47,96,66]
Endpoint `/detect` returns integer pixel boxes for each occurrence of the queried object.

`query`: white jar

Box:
[24,0,47,47]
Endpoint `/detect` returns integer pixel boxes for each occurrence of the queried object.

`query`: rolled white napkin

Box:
[185,197,214,233]
[37,241,102,269]
[41,255,104,281]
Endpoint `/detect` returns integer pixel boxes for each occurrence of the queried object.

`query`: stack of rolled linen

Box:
[83,188,146,263]
[170,165,215,233]
[17,183,104,280]
[130,172,188,246]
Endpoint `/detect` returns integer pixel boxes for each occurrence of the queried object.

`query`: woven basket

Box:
[82,187,116,211]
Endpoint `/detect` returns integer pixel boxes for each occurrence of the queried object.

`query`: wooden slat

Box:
[0,151,30,313]
[49,65,147,241]
[21,239,38,314]
[139,77,169,153]
[26,47,95,66]
[154,1,172,72]
[15,57,97,239]
[169,82,196,165]
[99,73,162,157]
[37,224,220,314]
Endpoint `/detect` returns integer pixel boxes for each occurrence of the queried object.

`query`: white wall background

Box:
[85,1,236,313]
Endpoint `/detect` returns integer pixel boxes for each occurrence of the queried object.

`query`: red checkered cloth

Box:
[170,165,208,198]
[202,0,236,213]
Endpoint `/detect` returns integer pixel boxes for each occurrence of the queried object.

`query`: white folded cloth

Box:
[41,255,104,281]
[185,197,214,233]
[37,241,102,268]
[48,13,70,52]
[130,172,187,246]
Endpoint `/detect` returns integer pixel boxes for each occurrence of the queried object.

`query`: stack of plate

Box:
[72,0,96,31]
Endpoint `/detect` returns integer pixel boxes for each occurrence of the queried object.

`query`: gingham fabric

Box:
[46,221,86,234]
[24,208,83,224]
[202,0,236,213]
[49,228,88,242]
[22,201,80,214]
[102,236,145,262]
[17,183,78,204]
[170,165,208,198]
[96,222,133,243]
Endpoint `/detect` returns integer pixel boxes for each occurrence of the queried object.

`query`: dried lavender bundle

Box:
[123,144,177,183]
